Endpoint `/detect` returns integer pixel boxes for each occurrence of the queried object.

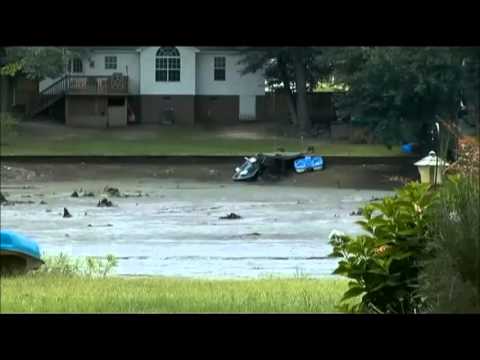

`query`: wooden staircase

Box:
[29,75,68,118]
[29,74,129,118]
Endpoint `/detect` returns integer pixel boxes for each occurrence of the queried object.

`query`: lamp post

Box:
[414,150,448,185]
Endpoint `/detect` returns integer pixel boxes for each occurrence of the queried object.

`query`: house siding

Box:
[83,52,140,94]
[37,47,270,126]
[195,53,264,96]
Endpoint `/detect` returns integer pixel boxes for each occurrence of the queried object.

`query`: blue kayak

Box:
[1,230,44,273]
[294,156,324,173]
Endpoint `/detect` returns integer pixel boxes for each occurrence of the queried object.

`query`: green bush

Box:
[0,112,19,143]
[329,182,437,313]
[420,174,480,313]
[36,253,118,278]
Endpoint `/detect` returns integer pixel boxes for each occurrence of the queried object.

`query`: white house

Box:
[37,46,265,127]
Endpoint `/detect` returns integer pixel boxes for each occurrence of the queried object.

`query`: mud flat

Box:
[0,161,413,278]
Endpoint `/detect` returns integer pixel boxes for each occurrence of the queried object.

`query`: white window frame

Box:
[155,47,180,82]
[105,56,117,70]
[69,58,83,74]
[214,56,226,81]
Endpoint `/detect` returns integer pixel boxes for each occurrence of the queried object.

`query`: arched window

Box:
[155,47,180,82]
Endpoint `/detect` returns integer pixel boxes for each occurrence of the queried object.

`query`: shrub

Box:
[420,155,480,313]
[329,182,437,313]
[36,253,118,278]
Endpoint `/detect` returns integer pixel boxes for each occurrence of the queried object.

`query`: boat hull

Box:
[0,230,44,274]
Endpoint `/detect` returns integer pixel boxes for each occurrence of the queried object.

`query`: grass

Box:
[0,274,350,313]
[0,122,404,157]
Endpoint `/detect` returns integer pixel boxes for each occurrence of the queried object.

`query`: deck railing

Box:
[30,74,129,116]
[66,75,129,95]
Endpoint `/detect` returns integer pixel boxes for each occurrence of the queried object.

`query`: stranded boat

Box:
[0,230,44,274]
[233,152,324,181]
[294,155,324,173]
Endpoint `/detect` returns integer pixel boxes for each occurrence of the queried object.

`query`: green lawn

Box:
[0,274,349,313]
[0,123,404,156]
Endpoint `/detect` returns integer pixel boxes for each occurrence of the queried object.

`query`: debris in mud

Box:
[72,189,95,198]
[219,213,242,220]
[0,192,7,204]
[103,186,121,197]
[370,197,382,202]
[39,200,47,205]
[123,191,145,198]
[88,224,113,228]
[84,212,88,216]
[63,208,72,218]
[65,234,70,237]
[21,194,32,198]
[165,168,175,176]
[349,208,364,216]
[46,209,52,213]
[97,197,114,207]
[2,198,35,205]
[246,232,261,236]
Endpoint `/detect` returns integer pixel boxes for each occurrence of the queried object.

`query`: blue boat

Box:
[294,155,324,173]
[0,230,44,274]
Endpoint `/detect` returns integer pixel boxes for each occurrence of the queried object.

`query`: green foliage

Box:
[2,47,91,80]
[420,174,480,312]
[0,61,23,77]
[238,47,331,92]
[330,182,437,313]
[37,253,118,278]
[331,47,466,148]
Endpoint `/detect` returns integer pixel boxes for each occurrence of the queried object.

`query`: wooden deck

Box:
[65,75,129,96]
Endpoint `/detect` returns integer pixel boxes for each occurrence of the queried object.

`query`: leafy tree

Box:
[0,47,91,113]
[0,47,90,80]
[239,47,332,134]
[330,47,469,150]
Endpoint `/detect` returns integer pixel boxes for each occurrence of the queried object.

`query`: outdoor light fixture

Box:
[414,150,448,185]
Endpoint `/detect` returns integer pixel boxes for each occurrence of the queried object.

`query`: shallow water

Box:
[1,179,392,278]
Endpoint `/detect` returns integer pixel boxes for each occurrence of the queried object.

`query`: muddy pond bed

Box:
[0,161,415,278]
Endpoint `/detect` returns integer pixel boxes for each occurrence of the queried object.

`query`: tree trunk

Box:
[277,56,298,126]
[0,75,10,114]
[285,90,298,126]
[293,53,311,135]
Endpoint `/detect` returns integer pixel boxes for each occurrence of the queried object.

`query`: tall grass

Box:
[0,274,349,313]
[419,132,480,313]
[420,174,480,312]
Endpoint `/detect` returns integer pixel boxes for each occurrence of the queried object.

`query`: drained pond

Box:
[1,173,397,278]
